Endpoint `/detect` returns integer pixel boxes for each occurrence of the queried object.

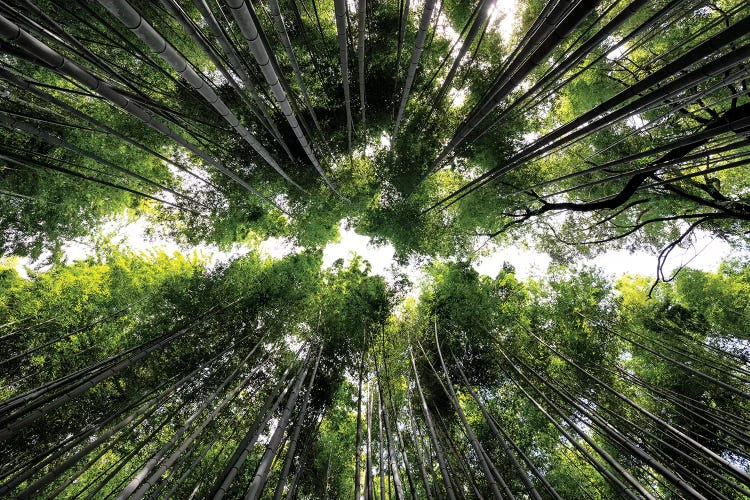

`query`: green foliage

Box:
[2,0,750,497]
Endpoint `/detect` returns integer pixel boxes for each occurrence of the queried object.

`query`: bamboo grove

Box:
[0,0,749,498]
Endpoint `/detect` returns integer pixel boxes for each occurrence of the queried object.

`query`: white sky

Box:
[11,214,249,277]
[489,0,519,43]
[325,222,738,287]
[321,221,395,273]
[473,234,735,281]
[11,211,740,295]
[433,0,518,45]
[61,216,251,268]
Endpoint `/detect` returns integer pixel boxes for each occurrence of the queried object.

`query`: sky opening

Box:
[9,211,739,288]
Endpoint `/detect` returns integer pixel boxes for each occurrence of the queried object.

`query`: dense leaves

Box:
[1,0,750,498]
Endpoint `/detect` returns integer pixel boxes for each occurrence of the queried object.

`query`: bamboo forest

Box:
[2,0,750,498]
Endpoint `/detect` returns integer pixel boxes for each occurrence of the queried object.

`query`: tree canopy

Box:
[1,0,749,498]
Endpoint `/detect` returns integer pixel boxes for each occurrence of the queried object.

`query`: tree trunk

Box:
[245,346,321,499]
[126,336,274,499]
[434,16,750,208]
[224,0,341,195]
[357,0,366,126]
[268,0,323,135]
[97,0,304,192]
[438,0,599,164]
[0,66,211,187]
[375,354,405,499]
[0,13,283,211]
[405,389,434,499]
[409,348,456,500]
[271,352,322,500]
[366,382,374,500]
[333,0,353,154]
[354,348,366,500]
[431,0,490,111]
[453,354,542,500]
[393,0,436,138]
[191,0,290,151]
[209,356,304,499]
[433,323,503,499]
